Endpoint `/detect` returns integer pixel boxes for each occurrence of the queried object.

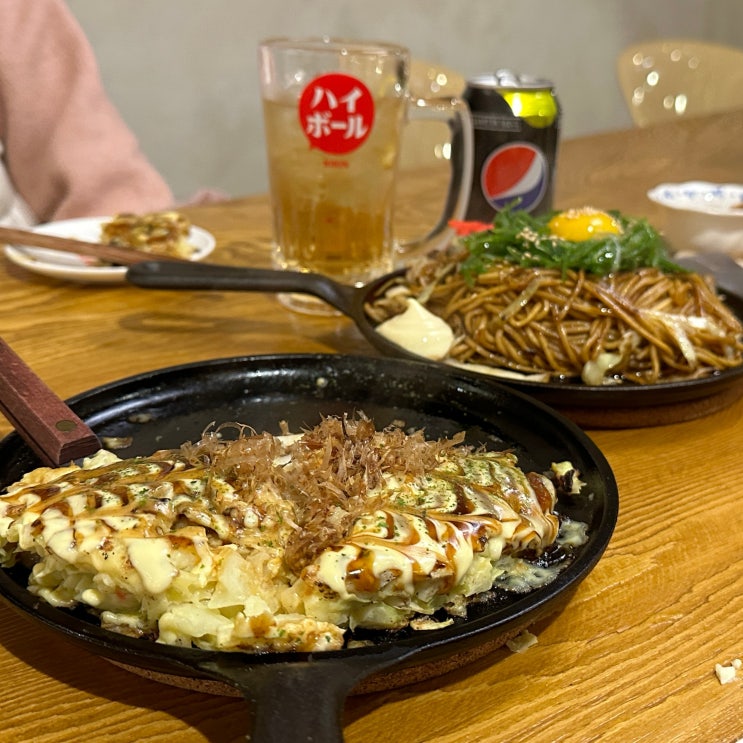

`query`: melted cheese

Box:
[126,538,177,594]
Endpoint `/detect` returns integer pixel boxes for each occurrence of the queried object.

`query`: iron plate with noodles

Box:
[366,207,743,427]
[123,209,743,427]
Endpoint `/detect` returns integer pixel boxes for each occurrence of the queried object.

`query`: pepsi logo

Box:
[481,142,548,212]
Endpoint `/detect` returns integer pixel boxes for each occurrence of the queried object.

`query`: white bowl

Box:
[647,181,743,258]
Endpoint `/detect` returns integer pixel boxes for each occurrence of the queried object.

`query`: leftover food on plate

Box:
[3,215,215,284]
[101,210,196,259]
[367,207,743,385]
[0,414,587,653]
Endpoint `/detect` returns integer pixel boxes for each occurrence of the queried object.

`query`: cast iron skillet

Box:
[0,354,618,742]
[126,259,743,423]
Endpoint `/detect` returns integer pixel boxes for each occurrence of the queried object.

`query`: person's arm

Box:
[0,0,174,223]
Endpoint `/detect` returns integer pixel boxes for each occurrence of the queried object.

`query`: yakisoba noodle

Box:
[368,246,743,385]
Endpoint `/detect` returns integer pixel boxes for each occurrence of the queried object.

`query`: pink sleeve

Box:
[0,0,174,223]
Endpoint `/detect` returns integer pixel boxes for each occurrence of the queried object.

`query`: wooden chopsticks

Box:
[0,226,186,266]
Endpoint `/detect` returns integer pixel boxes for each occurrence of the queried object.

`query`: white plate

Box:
[3,216,216,284]
[647,181,743,215]
[646,182,743,257]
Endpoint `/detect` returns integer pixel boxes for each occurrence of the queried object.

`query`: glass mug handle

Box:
[395,96,473,263]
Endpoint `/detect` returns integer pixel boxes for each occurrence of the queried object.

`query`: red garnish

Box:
[449,219,492,236]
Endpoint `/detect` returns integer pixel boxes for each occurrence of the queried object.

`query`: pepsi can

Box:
[456,70,560,219]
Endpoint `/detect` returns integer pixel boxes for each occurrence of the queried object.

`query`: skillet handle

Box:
[126,260,358,316]
[0,338,100,465]
[197,647,417,743]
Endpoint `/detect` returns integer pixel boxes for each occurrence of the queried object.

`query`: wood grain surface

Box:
[2,111,743,743]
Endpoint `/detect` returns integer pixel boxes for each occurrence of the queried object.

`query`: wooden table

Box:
[2,110,743,743]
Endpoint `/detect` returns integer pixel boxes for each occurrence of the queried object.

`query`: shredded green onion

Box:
[459,205,682,283]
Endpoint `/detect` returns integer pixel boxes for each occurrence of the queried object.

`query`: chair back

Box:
[616,38,743,127]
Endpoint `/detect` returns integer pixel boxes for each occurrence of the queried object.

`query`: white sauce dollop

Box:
[375,299,454,360]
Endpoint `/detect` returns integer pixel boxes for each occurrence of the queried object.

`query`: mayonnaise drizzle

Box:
[375,299,454,360]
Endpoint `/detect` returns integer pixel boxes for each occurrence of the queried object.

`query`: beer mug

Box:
[258,37,473,314]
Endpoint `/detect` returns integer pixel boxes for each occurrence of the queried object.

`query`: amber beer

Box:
[259,37,473,314]
[263,96,405,286]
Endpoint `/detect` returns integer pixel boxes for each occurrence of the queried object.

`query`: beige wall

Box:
[68,0,743,201]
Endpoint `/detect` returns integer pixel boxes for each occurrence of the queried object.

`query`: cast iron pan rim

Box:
[0,353,617,667]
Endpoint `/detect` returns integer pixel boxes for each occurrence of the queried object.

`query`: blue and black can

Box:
[455,70,561,219]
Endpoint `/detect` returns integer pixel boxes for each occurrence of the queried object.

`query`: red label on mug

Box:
[298,73,374,154]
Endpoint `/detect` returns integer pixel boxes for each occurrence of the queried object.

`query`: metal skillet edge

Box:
[0,354,618,742]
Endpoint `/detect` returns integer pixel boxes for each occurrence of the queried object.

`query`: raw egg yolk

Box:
[548,208,622,242]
